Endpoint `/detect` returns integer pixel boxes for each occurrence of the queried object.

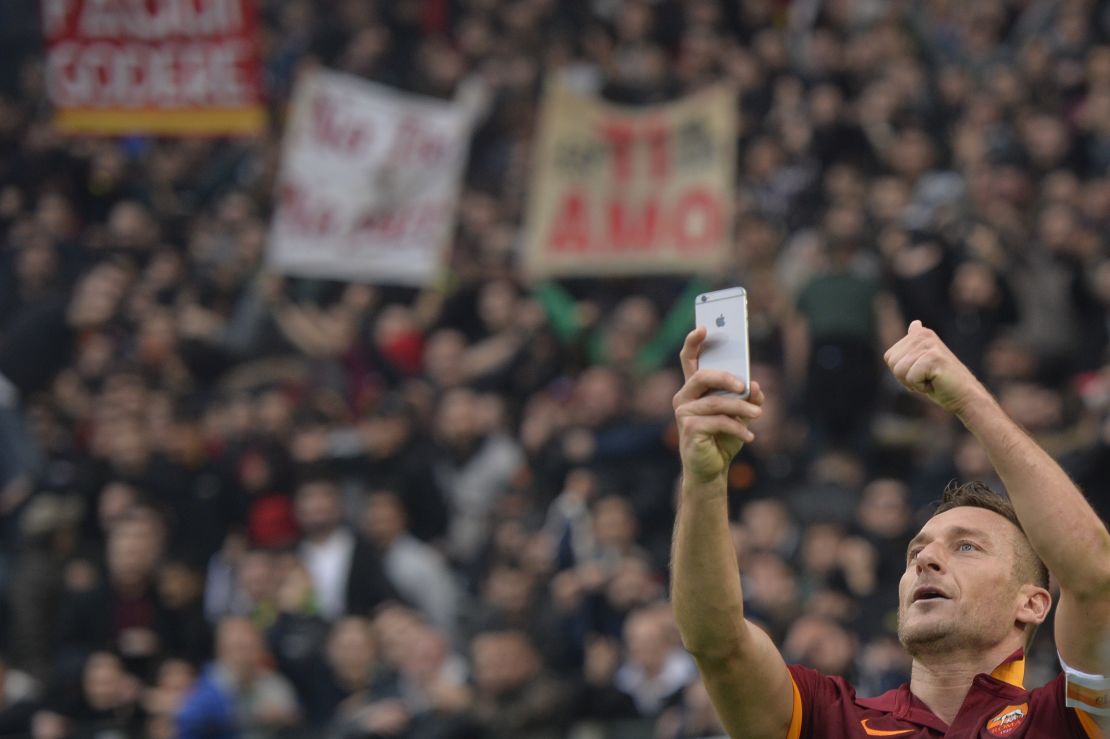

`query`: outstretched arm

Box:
[671,327,796,739]
[885,321,1110,675]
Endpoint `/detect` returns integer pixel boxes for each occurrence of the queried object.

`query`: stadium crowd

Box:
[1,0,1110,737]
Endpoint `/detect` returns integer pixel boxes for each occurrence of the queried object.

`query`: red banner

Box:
[42,0,265,136]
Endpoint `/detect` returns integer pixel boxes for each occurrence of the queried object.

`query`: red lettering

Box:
[546,188,726,258]
[390,115,448,166]
[600,122,636,183]
[310,94,368,154]
[352,204,446,241]
[646,124,669,179]
[672,189,722,252]
[548,192,591,252]
[608,200,659,250]
[277,183,335,236]
[598,120,673,182]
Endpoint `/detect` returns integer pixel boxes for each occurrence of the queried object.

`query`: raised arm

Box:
[885,321,1110,676]
[671,327,796,739]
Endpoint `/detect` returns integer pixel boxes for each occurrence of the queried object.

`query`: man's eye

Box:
[907,548,921,561]
[957,541,977,552]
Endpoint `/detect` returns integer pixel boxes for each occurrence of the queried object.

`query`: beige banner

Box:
[523,82,736,278]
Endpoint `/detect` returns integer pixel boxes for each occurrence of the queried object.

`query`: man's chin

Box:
[897,617,956,657]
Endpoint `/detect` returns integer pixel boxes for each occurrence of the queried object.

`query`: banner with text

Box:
[523,83,736,278]
[267,69,473,286]
[43,0,265,136]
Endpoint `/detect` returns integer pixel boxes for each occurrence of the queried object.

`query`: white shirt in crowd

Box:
[300,528,355,621]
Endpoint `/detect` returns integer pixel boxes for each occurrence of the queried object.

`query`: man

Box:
[0,258,129,487]
[56,506,170,675]
[671,320,1110,738]
[469,629,572,739]
[175,617,300,739]
[362,489,460,635]
[293,475,396,620]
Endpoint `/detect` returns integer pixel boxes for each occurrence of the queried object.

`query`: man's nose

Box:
[915,542,946,573]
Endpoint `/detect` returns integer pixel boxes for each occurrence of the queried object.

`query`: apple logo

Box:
[715,314,726,327]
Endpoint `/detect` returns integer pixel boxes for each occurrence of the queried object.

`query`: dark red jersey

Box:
[785,651,1102,738]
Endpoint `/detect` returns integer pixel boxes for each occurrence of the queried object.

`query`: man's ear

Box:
[1016,583,1052,627]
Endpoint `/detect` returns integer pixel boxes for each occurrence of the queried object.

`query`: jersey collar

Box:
[856,648,1028,733]
[987,648,1026,689]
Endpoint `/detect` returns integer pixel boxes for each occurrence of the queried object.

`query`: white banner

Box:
[523,81,736,278]
[268,69,473,285]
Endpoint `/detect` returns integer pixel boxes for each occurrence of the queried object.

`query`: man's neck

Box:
[306,526,345,546]
[909,641,1022,725]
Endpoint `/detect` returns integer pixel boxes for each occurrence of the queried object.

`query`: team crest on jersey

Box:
[985,703,1028,736]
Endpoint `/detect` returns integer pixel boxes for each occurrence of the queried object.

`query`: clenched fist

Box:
[883,320,987,416]
[674,326,765,485]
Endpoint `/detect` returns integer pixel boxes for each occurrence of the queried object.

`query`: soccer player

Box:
[671,320,1110,738]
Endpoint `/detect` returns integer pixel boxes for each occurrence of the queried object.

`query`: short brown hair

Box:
[933,481,1049,589]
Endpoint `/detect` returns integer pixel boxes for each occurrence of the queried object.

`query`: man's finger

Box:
[890,352,919,385]
[679,326,707,382]
[682,415,755,444]
[886,320,929,364]
[904,354,936,389]
[678,394,764,421]
[748,380,766,407]
[673,368,747,407]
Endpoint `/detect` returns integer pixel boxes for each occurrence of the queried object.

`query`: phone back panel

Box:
[695,287,750,398]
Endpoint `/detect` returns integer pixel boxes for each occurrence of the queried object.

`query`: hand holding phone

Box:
[694,287,751,399]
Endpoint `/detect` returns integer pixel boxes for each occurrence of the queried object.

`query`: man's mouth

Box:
[911,586,951,603]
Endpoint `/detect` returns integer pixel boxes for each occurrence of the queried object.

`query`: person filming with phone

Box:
[671,318,1110,738]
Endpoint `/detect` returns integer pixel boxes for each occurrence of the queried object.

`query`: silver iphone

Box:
[694,287,750,399]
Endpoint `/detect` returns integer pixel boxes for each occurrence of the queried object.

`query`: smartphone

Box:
[694,287,750,399]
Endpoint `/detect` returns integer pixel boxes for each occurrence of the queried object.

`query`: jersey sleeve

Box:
[1058,653,1109,737]
[1029,671,1105,738]
[786,663,859,739]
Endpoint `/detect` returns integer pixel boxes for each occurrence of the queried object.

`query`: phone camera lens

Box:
[700,295,707,302]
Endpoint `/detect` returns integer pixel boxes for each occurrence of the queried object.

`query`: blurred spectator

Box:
[362,490,460,635]
[33,651,144,739]
[268,559,331,719]
[469,629,571,739]
[312,616,384,729]
[431,387,523,564]
[143,658,197,739]
[56,507,169,676]
[786,233,900,448]
[5,493,82,681]
[294,476,396,621]
[1,260,129,484]
[175,616,300,739]
[0,652,39,736]
[156,558,213,665]
[613,604,696,717]
[392,623,471,732]
[351,394,448,544]
[655,679,727,739]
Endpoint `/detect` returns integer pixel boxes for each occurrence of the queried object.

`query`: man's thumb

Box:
[909,319,924,331]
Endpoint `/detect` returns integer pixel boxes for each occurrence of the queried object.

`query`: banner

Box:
[267,69,473,286]
[523,83,736,278]
[42,0,265,136]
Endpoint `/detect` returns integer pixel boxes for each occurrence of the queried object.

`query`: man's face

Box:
[363,493,406,546]
[897,507,1029,657]
[625,613,669,675]
[218,619,263,681]
[326,617,377,683]
[295,482,342,537]
[107,518,160,586]
[471,632,537,696]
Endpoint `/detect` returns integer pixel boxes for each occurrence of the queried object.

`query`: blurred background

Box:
[1,0,1110,737]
